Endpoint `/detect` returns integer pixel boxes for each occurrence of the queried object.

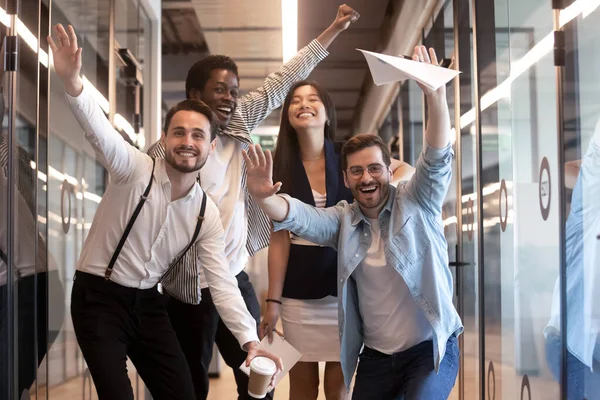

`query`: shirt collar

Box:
[155,159,201,203]
[155,159,170,187]
[350,184,396,226]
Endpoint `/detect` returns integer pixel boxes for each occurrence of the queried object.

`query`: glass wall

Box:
[0,0,159,398]
[558,1,600,398]
[379,0,600,398]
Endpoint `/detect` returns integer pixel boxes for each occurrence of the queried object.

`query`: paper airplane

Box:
[358,49,460,90]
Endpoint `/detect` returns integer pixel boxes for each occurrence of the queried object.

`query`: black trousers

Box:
[167,270,273,400]
[71,271,195,400]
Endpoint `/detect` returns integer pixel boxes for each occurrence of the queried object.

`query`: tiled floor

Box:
[29,322,561,399]
[206,360,459,400]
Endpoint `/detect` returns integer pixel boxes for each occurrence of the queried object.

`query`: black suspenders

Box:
[104,158,205,282]
[104,159,156,280]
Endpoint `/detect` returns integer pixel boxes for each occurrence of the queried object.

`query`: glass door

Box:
[455,0,481,398]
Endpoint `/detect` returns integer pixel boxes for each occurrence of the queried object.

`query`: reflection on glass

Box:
[544,123,600,399]
[0,91,65,399]
[456,0,480,397]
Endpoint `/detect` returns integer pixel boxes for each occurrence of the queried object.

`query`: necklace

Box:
[301,151,324,162]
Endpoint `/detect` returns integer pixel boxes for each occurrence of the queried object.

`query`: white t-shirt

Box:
[354,217,433,354]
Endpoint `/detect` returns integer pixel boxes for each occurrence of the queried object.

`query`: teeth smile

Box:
[298,112,314,118]
[360,187,377,193]
[217,107,232,113]
[177,152,196,157]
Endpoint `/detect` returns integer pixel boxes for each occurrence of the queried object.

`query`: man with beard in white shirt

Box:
[47,23,282,400]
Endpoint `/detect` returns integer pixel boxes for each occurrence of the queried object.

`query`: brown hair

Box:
[163,99,219,141]
[341,133,391,171]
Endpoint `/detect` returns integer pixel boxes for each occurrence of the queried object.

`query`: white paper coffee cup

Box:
[248,357,277,398]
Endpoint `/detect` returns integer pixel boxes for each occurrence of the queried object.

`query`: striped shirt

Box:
[147,39,329,285]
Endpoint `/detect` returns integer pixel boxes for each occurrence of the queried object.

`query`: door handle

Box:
[449,261,470,267]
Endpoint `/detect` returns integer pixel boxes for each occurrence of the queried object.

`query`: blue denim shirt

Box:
[273,142,464,389]
[546,139,600,370]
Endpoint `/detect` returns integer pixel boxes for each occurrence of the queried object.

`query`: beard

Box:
[164,151,208,174]
[351,181,391,214]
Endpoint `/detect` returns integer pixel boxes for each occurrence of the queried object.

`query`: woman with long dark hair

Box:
[259,80,413,399]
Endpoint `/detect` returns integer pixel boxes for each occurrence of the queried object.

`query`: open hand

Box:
[244,341,284,390]
[412,45,446,98]
[331,4,360,32]
[259,304,283,343]
[47,24,83,96]
[242,144,282,201]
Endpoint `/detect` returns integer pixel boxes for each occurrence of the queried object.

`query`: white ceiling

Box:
[162,0,391,137]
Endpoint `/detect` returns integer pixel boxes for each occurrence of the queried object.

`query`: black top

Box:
[281,140,353,299]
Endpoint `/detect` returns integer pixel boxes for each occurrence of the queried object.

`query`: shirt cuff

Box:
[65,83,91,107]
[271,194,297,233]
[307,39,329,62]
[422,140,454,164]
[238,332,260,350]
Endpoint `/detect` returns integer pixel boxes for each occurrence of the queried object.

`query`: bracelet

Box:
[266,298,282,305]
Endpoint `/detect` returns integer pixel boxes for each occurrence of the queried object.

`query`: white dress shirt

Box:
[66,85,258,347]
[198,136,249,285]
[146,39,329,288]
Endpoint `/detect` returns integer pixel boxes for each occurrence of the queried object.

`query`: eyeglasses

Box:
[346,163,386,179]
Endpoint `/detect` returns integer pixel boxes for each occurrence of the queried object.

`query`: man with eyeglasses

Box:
[242,45,463,399]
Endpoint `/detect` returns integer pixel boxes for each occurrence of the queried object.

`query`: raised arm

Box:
[243,144,342,248]
[580,123,600,208]
[403,46,454,215]
[242,144,288,221]
[48,24,142,183]
[390,158,416,185]
[238,5,359,131]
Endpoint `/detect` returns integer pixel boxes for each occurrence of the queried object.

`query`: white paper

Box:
[358,49,460,90]
[239,333,302,387]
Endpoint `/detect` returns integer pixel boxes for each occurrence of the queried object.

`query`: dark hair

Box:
[185,55,240,99]
[272,80,337,191]
[341,133,391,171]
[163,99,219,141]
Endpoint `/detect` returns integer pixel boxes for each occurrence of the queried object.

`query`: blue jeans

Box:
[545,333,600,400]
[352,336,459,400]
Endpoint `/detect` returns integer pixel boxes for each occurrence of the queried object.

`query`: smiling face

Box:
[287,85,328,133]
[163,110,215,174]
[343,145,392,218]
[190,69,239,130]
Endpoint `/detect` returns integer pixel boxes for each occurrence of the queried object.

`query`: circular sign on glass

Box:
[500,179,508,232]
[520,375,531,400]
[467,197,474,241]
[539,157,551,221]
[487,361,496,400]
[60,179,72,234]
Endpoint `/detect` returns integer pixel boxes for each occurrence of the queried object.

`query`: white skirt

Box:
[280,296,341,362]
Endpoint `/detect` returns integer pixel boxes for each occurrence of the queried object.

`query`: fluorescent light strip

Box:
[459,0,599,131]
[281,0,298,62]
[0,7,10,27]
[114,113,137,143]
[0,5,141,149]
[48,166,78,186]
[0,8,47,67]
[81,75,110,113]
